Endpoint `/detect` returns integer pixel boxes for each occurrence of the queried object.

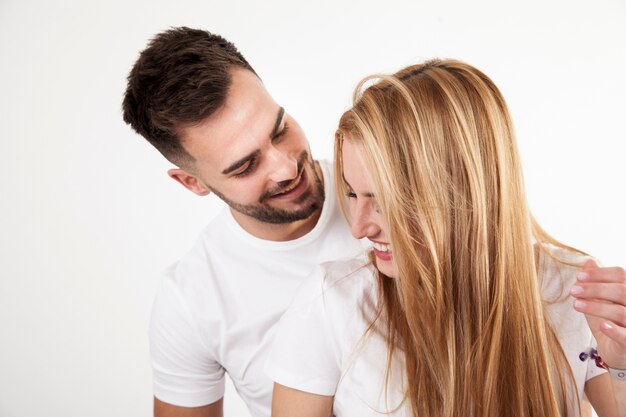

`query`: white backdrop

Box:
[0,0,624,416]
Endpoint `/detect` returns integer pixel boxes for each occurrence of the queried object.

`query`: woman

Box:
[266,59,626,416]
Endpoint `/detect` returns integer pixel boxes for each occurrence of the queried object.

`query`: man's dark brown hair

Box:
[122,27,256,166]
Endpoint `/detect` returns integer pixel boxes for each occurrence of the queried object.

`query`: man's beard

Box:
[211,152,325,224]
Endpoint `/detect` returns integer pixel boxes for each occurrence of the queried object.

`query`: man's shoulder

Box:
[158,208,234,291]
[198,206,234,239]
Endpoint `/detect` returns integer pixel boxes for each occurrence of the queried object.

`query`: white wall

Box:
[0,0,624,416]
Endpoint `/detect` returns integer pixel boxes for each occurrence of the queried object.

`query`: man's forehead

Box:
[180,102,285,172]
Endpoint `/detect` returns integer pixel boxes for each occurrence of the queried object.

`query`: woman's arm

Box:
[272,383,334,417]
[585,374,626,417]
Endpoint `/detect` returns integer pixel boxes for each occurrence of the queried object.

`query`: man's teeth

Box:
[371,241,392,253]
[274,173,301,196]
[275,185,294,196]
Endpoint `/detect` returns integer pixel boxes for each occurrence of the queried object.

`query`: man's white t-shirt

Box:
[149,160,363,417]
[266,245,606,416]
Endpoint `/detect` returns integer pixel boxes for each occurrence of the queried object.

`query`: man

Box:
[123,27,362,417]
[124,28,626,417]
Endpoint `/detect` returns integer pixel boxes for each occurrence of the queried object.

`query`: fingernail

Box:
[602,322,614,330]
[570,285,584,295]
[574,300,587,309]
[577,272,589,281]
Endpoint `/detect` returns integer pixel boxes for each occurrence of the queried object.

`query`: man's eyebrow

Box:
[221,150,261,175]
[221,107,284,175]
[270,107,285,138]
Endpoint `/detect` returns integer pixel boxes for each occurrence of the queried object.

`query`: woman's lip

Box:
[373,247,393,261]
[370,239,392,261]
[269,168,308,201]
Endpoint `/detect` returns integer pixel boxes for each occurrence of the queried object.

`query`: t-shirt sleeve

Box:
[265,266,342,396]
[149,271,225,407]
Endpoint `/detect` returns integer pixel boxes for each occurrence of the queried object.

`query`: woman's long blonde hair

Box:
[335,59,580,417]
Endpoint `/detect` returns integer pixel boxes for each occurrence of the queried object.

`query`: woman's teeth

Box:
[371,241,391,252]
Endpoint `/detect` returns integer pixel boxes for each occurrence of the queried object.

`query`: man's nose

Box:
[267,147,298,183]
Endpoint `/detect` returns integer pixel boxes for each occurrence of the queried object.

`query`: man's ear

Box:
[167,168,211,196]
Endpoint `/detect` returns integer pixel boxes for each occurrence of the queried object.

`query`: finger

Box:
[598,321,626,368]
[570,283,626,305]
[577,265,626,284]
[583,258,601,270]
[573,299,626,327]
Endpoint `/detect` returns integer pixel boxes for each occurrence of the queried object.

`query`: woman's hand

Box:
[571,259,626,370]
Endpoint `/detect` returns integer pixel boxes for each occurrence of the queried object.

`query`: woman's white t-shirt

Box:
[266,246,606,416]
